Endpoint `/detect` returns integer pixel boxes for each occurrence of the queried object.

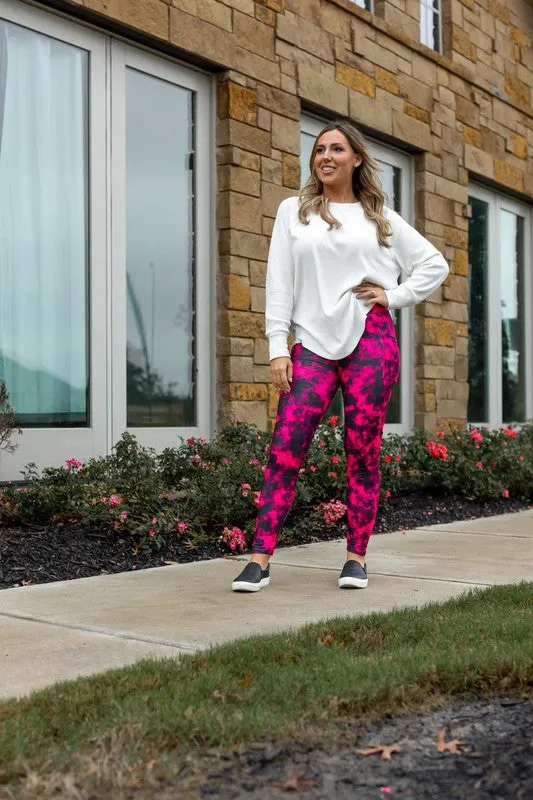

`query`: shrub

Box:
[0,380,20,455]
[0,421,531,555]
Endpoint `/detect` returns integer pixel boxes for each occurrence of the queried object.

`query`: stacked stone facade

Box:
[50,0,533,431]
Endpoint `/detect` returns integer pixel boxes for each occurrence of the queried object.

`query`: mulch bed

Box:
[0,494,530,590]
[200,696,533,799]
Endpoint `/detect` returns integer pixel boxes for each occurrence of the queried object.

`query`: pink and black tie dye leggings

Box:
[252,305,400,558]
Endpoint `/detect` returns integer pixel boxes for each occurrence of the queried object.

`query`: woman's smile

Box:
[313,129,362,197]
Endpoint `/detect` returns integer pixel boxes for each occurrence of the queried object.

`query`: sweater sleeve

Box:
[384,209,449,310]
[265,199,295,360]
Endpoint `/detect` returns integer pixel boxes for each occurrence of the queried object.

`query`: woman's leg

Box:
[340,307,400,561]
[250,344,339,561]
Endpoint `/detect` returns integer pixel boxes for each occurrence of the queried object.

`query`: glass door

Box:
[300,116,414,433]
[370,141,414,433]
[110,45,213,451]
[0,1,108,480]
[468,184,532,427]
[0,2,213,481]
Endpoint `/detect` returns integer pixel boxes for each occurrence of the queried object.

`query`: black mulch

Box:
[0,495,530,590]
[201,696,533,799]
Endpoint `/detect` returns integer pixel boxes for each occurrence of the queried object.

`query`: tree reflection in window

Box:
[467,197,489,422]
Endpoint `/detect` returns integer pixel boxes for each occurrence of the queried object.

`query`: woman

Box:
[232,119,449,593]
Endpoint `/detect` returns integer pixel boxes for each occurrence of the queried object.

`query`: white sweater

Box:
[265,196,449,361]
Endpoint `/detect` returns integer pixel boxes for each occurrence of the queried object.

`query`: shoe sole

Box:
[338,577,368,589]
[232,577,270,593]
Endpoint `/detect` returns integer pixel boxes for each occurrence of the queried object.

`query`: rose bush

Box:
[0,421,531,554]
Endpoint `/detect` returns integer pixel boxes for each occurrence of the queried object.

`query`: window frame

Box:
[467,183,533,428]
[349,0,373,12]
[300,115,414,435]
[420,0,442,53]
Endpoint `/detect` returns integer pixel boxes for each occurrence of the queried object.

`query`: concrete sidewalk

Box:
[1,510,531,701]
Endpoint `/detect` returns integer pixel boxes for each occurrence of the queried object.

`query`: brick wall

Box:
[56,0,533,431]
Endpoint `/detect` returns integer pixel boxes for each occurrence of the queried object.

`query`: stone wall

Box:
[52,0,533,431]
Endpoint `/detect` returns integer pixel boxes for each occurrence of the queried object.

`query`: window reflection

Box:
[500,210,525,423]
[126,69,195,427]
[420,0,441,52]
[467,197,489,422]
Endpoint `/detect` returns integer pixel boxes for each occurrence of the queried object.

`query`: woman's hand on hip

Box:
[270,357,293,394]
[353,282,389,308]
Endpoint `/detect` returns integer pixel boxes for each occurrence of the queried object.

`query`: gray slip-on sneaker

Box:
[232,562,270,592]
[338,560,368,589]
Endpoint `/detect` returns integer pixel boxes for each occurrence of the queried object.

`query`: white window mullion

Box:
[488,193,501,428]
[109,41,128,447]
[524,214,533,421]
[194,81,216,439]
[89,30,110,455]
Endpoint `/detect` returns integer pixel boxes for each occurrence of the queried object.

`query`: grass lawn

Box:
[1,582,532,798]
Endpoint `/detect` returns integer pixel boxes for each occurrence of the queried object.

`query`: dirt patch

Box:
[202,697,533,799]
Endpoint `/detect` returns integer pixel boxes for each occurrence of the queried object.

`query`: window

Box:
[420,0,442,52]
[349,0,373,10]
[111,44,212,456]
[125,69,196,428]
[0,20,89,426]
[0,1,212,479]
[468,185,533,427]
[300,116,414,433]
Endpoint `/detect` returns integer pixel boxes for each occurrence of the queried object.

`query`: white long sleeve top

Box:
[265,196,449,361]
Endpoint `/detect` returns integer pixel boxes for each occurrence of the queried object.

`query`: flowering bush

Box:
[0,420,531,556]
[426,441,448,461]
[318,499,347,526]
[219,526,247,553]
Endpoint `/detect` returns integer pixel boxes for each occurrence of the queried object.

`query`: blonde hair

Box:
[299,119,392,248]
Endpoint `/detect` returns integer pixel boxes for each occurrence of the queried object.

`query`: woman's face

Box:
[313,129,362,192]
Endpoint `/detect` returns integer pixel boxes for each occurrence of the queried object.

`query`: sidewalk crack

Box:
[0,611,201,652]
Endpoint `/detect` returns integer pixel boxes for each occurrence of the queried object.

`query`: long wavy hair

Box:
[299,119,392,248]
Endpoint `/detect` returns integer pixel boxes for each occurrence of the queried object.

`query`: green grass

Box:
[1,583,532,796]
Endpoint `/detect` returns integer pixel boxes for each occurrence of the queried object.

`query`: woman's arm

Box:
[384,209,449,310]
[265,199,296,360]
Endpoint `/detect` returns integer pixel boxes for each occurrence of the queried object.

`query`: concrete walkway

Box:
[1,510,531,701]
